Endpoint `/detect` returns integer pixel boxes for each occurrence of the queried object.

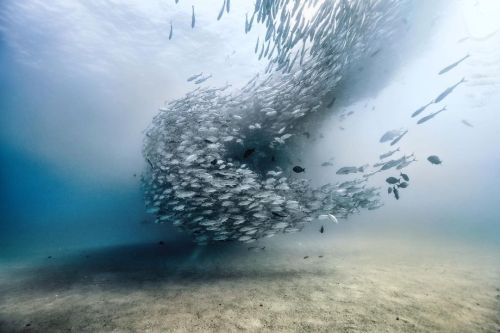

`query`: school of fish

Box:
[142,0,418,244]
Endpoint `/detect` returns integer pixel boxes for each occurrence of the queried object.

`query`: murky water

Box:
[1,1,499,332]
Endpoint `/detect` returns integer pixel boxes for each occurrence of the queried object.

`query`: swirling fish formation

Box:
[142,0,410,244]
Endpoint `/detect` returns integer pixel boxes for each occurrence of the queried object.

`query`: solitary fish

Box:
[393,187,400,200]
[411,101,433,118]
[320,225,324,233]
[191,6,195,28]
[194,75,212,84]
[187,73,203,82]
[427,155,442,165]
[433,78,466,104]
[386,177,399,184]
[293,166,305,173]
[438,54,470,75]
[461,119,474,128]
[217,0,226,20]
[169,22,173,40]
[380,147,400,160]
[417,106,446,125]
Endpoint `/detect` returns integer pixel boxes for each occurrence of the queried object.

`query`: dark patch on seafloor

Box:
[0,240,333,300]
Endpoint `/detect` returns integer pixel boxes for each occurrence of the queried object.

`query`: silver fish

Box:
[417,106,446,125]
[438,54,470,75]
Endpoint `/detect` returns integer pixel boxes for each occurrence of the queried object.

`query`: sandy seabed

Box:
[1,233,499,333]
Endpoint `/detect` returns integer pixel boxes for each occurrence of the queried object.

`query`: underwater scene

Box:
[1,0,500,332]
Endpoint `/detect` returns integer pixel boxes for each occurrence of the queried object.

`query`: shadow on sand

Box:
[0,239,333,298]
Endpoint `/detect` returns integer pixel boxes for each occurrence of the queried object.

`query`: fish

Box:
[400,173,409,181]
[292,166,305,173]
[272,211,287,218]
[390,130,408,146]
[398,182,408,188]
[379,148,400,160]
[417,106,447,125]
[379,154,414,171]
[433,78,466,104]
[438,54,470,75]
[142,0,402,244]
[169,22,173,40]
[187,73,203,82]
[327,214,338,224]
[321,161,334,167]
[336,166,358,175]
[427,155,442,165]
[411,101,433,118]
[388,187,393,194]
[380,129,403,143]
[194,75,212,84]
[217,0,226,20]
[248,246,265,251]
[393,187,399,200]
[320,225,324,233]
[243,148,255,158]
[461,119,474,128]
[191,6,196,28]
[386,177,399,184]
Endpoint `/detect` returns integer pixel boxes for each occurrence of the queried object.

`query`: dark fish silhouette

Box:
[191,6,195,28]
[320,225,324,233]
[169,22,173,40]
[427,155,442,165]
[398,182,408,188]
[217,0,226,20]
[146,158,154,169]
[438,54,470,75]
[272,211,287,218]
[293,166,305,173]
[393,187,400,200]
[386,177,399,184]
[400,173,409,181]
[243,148,255,158]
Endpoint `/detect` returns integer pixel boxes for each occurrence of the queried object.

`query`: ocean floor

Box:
[1,233,499,332]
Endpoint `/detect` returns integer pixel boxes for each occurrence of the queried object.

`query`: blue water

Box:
[1,0,499,260]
